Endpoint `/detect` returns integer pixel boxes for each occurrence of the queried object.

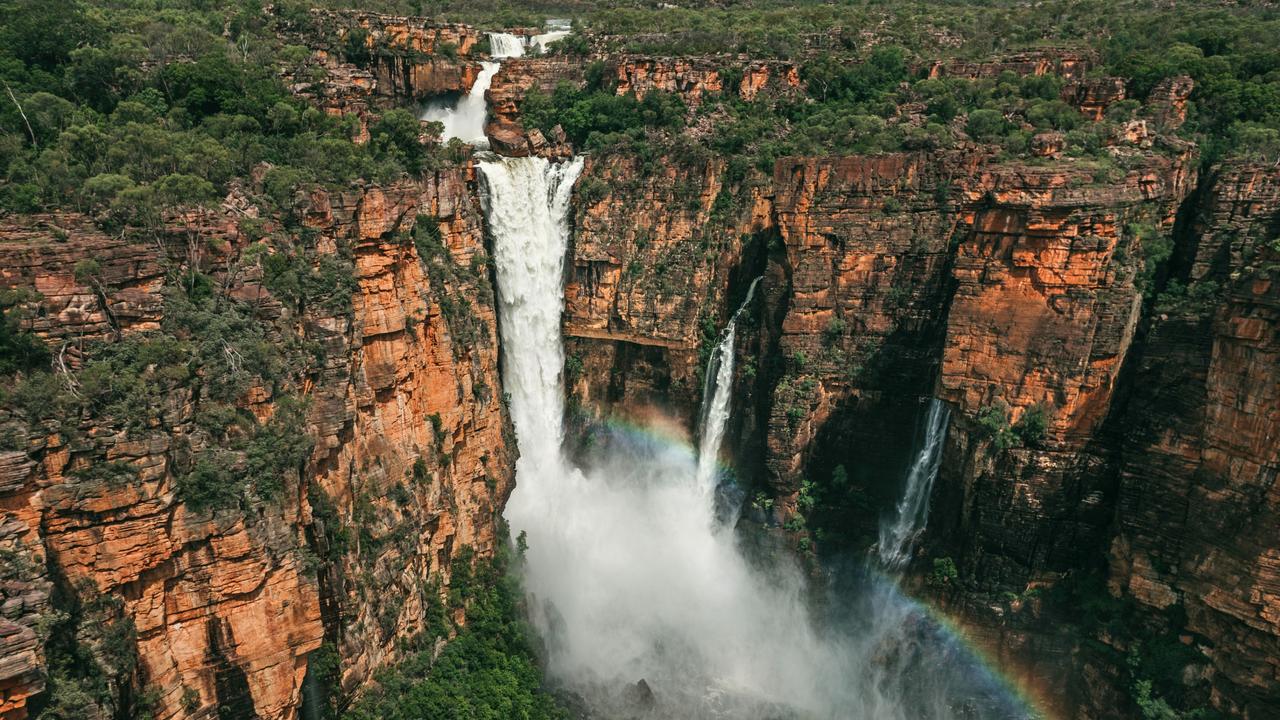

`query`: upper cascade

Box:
[487,31,525,59]
[418,61,500,146]
[488,27,571,59]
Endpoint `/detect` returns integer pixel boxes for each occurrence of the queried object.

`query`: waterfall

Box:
[879,398,951,570]
[694,277,762,497]
[528,30,570,54]
[487,31,526,59]
[419,61,499,146]
[479,156,582,476]
[480,155,1036,719]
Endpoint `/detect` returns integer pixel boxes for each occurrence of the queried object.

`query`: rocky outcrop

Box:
[1061,77,1127,121]
[484,56,800,152]
[1146,75,1195,130]
[485,57,585,147]
[0,214,165,345]
[278,10,484,144]
[927,48,1094,80]
[296,9,482,57]
[612,58,724,104]
[0,166,511,719]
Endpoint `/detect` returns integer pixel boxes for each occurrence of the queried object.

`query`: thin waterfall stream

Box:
[879,398,952,570]
[695,276,762,497]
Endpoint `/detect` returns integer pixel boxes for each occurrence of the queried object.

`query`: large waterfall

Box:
[879,398,951,569]
[480,155,1035,719]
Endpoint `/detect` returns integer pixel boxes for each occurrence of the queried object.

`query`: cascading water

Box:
[419,61,499,146]
[879,398,952,569]
[487,31,526,59]
[528,30,570,54]
[480,154,1037,719]
[419,28,575,144]
[694,277,762,496]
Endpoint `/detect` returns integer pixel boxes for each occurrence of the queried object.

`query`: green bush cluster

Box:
[410,214,493,355]
[521,79,686,151]
[0,289,49,375]
[0,0,451,218]
[342,531,567,720]
[177,397,313,511]
[976,401,1051,451]
[1047,572,1221,719]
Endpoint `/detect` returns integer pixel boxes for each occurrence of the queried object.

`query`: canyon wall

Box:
[559,131,1275,719]
[0,166,511,719]
[1106,161,1280,717]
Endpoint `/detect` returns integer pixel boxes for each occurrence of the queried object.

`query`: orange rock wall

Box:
[564,154,772,417]
[0,167,511,719]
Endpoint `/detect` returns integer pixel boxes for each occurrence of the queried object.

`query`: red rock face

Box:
[1061,77,1128,121]
[1146,75,1195,130]
[1108,162,1280,717]
[927,48,1095,80]
[0,168,511,719]
[564,154,772,419]
[766,152,988,515]
[612,57,723,104]
[562,144,1270,718]
[0,215,166,344]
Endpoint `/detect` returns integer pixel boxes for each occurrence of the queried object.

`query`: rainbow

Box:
[854,565,1060,720]
[576,412,1057,720]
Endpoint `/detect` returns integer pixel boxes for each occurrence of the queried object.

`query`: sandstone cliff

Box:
[0,165,511,719]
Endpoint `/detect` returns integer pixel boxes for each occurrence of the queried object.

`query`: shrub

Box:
[0,292,48,375]
[966,109,1008,141]
[343,531,568,720]
[822,317,846,347]
[1012,403,1051,447]
[976,401,1020,451]
[930,557,959,586]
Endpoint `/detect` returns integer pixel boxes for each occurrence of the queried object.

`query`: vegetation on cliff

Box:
[341,531,566,720]
[0,0,451,217]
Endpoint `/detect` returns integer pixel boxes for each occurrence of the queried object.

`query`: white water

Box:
[694,276,762,496]
[419,61,499,146]
[528,30,571,54]
[489,28,571,58]
[879,398,951,570]
[481,155,1033,719]
[488,31,526,59]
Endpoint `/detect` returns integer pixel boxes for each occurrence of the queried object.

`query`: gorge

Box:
[0,3,1276,720]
